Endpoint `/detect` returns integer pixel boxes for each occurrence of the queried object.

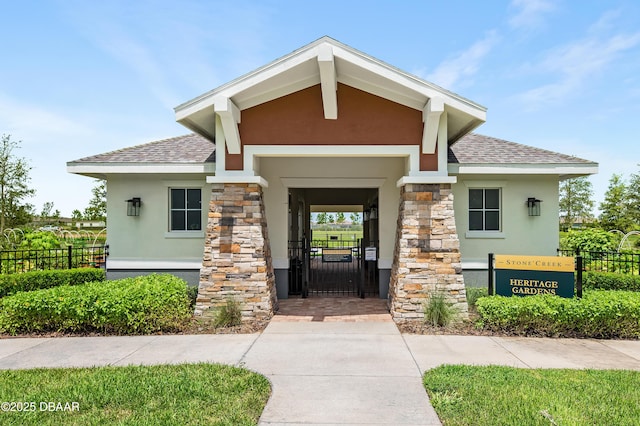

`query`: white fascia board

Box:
[175,45,321,119]
[214,97,241,154]
[396,175,457,187]
[449,164,599,176]
[281,177,386,188]
[108,259,202,270]
[176,38,487,123]
[331,44,486,120]
[317,44,338,119]
[244,144,419,158]
[244,145,421,176]
[67,163,216,175]
[422,97,444,154]
[206,175,269,188]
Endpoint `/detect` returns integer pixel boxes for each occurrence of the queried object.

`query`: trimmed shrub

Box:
[476,290,640,339]
[583,271,640,292]
[0,268,106,298]
[560,228,618,252]
[0,274,192,335]
[466,287,488,309]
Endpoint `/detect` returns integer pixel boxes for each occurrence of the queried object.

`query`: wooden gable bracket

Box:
[214,96,241,155]
[422,97,444,154]
[317,44,338,119]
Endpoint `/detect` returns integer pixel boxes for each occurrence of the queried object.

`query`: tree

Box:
[627,166,640,230]
[71,209,83,222]
[350,212,360,225]
[336,212,345,224]
[599,174,632,232]
[0,134,35,232]
[83,180,106,222]
[559,177,594,231]
[327,214,335,224]
[316,212,327,225]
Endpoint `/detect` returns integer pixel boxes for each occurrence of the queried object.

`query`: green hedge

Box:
[583,271,640,292]
[0,268,106,298]
[476,290,640,339]
[0,274,192,335]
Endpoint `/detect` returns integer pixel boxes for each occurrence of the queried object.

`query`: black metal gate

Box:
[288,239,378,297]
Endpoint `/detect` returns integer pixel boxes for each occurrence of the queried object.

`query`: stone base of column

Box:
[196,183,277,321]
[389,184,468,323]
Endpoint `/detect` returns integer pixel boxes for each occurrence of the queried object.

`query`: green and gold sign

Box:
[494,255,575,298]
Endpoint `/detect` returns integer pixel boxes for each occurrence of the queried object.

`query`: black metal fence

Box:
[557,249,639,275]
[288,239,379,298]
[0,245,108,274]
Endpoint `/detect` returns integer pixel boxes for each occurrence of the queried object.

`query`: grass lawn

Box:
[311,230,362,243]
[0,363,270,425]
[424,365,640,426]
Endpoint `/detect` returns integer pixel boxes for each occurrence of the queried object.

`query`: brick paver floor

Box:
[273,296,392,322]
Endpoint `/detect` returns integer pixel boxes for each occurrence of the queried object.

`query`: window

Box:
[170,188,202,231]
[469,188,500,231]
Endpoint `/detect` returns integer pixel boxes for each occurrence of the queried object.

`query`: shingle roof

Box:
[449,133,595,165]
[70,132,594,167]
[70,134,215,163]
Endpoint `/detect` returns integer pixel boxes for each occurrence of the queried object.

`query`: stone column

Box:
[389,183,467,322]
[196,183,277,320]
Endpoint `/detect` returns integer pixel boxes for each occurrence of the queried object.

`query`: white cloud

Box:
[0,94,90,140]
[518,31,640,107]
[508,0,556,30]
[422,31,499,90]
[60,1,272,109]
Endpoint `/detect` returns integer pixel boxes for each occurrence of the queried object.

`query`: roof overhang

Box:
[175,36,487,148]
[66,162,216,179]
[448,163,599,179]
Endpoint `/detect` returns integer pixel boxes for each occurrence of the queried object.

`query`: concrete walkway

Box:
[1,325,640,425]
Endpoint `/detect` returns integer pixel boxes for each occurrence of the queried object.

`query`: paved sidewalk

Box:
[244,321,440,425]
[1,326,640,425]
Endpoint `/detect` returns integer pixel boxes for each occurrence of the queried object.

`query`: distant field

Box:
[311,230,363,242]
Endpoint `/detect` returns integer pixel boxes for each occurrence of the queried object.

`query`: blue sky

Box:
[1,0,639,216]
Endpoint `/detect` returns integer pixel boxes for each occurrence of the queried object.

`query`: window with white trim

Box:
[468,188,500,231]
[170,188,202,231]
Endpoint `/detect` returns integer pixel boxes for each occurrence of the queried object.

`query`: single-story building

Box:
[67,37,597,322]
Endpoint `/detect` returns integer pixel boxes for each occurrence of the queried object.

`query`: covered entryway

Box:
[287,187,379,298]
[185,37,483,321]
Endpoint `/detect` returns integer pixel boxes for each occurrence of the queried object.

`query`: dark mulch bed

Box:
[396,311,503,336]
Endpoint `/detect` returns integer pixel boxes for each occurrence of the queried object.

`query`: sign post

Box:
[492,254,575,298]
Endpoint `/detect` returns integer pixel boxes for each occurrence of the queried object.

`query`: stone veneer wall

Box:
[196,183,277,320]
[389,183,467,322]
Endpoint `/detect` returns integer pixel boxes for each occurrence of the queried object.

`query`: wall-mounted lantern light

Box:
[369,204,378,220]
[527,197,542,216]
[126,197,141,216]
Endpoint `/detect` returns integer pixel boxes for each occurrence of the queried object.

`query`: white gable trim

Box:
[317,44,338,119]
[422,97,444,154]
[175,37,487,144]
[214,96,241,154]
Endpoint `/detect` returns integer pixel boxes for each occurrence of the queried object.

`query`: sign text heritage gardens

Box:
[489,254,577,298]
